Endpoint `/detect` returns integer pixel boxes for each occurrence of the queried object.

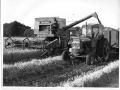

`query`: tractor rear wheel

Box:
[62,50,70,63]
[97,38,110,62]
[86,52,95,65]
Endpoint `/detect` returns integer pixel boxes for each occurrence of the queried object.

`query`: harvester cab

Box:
[34,17,66,41]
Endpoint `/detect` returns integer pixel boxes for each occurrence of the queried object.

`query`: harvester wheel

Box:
[86,52,95,65]
[97,38,110,62]
[5,37,14,49]
[62,50,70,63]
[23,38,30,48]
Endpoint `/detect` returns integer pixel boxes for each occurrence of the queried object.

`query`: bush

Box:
[3,21,31,37]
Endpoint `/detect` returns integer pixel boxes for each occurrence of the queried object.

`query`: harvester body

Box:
[34,17,71,56]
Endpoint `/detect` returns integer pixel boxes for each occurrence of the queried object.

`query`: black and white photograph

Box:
[1,0,120,88]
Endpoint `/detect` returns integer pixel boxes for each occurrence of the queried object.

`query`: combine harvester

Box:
[5,12,119,65]
[4,17,68,49]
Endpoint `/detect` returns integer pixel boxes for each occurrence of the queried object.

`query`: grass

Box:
[3,48,42,64]
[62,60,119,87]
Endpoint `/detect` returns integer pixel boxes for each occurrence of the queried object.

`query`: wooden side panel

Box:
[111,31,117,47]
[104,28,119,48]
[116,31,119,47]
[104,31,110,44]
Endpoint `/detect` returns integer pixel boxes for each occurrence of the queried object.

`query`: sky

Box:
[1,0,120,29]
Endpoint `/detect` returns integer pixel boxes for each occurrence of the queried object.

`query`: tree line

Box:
[3,21,34,37]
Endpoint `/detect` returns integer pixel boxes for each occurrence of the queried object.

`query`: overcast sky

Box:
[1,0,120,29]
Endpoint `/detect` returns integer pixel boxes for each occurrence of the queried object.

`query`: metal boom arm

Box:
[62,12,102,30]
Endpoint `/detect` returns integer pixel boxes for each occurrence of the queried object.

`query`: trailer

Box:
[104,27,119,54]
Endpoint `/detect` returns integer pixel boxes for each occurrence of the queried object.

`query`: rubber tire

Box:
[86,52,95,65]
[97,38,110,62]
[62,50,70,62]
[117,48,119,56]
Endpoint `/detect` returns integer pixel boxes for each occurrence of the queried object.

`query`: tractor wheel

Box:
[86,52,95,65]
[62,50,70,63]
[97,38,110,62]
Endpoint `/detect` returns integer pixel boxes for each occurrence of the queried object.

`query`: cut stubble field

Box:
[3,48,42,64]
[3,47,119,87]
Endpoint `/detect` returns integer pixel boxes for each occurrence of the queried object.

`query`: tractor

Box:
[61,13,119,65]
[62,23,110,65]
